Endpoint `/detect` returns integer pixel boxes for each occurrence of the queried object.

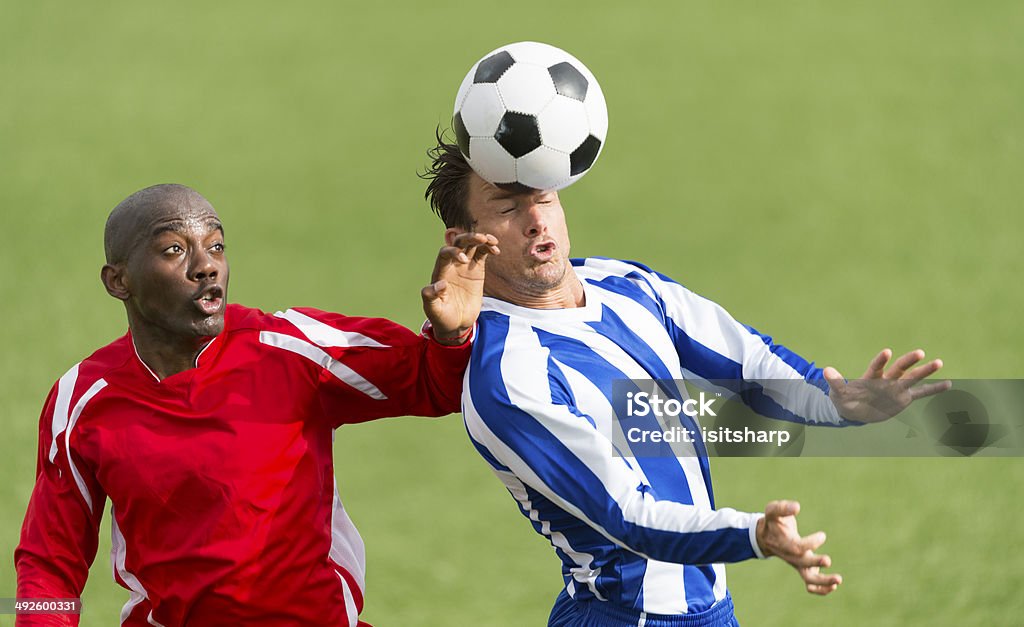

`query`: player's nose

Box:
[188,248,219,282]
[523,203,547,237]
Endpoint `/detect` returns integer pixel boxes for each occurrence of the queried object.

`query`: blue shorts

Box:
[548,589,740,627]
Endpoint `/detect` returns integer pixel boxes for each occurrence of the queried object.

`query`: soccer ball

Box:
[452,41,608,192]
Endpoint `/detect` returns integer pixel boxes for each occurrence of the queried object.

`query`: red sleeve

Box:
[271,308,471,426]
[15,381,105,627]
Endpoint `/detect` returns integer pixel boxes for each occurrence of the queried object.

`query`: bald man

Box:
[15,184,498,626]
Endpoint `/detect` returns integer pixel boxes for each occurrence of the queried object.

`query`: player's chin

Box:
[533,260,568,282]
[191,313,226,337]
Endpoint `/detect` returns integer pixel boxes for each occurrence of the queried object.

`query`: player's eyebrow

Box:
[151,218,224,238]
[151,222,186,237]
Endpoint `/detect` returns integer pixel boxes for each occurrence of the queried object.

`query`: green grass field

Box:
[2,1,1022,625]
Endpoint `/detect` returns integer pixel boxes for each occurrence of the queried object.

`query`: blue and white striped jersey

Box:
[463,257,847,616]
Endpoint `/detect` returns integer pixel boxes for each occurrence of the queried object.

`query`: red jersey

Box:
[15,304,470,626]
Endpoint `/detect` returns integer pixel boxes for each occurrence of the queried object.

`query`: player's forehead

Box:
[467,173,500,202]
[143,199,222,238]
[468,172,553,206]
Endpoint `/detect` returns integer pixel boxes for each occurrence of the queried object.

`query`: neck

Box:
[129,323,214,381]
[487,270,586,310]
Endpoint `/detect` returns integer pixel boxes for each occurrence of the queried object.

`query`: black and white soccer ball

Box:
[453,41,608,192]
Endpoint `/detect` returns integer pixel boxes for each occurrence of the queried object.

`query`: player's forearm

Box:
[729,376,850,426]
[415,328,474,415]
[15,463,99,618]
[468,391,769,565]
[518,467,766,564]
[589,495,766,565]
[14,553,84,626]
[471,417,764,564]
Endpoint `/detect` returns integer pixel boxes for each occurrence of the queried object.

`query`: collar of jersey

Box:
[128,332,223,384]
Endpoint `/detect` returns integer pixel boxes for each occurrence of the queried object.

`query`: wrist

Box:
[424,322,474,346]
[752,514,769,559]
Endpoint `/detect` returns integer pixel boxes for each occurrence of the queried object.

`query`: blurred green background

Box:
[1,1,1022,625]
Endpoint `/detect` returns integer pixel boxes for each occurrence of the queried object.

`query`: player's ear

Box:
[443,227,465,247]
[101,264,130,301]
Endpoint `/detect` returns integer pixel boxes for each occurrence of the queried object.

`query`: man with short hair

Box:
[16,183,497,626]
[422,138,949,626]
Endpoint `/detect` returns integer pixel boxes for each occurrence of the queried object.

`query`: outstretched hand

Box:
[824,349,951,423]
[422,232,499,345]
[756,500,842,596]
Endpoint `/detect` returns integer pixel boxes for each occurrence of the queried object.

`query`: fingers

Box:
[421,280,447,302]
[450,232,498,248]
[889,353,951,401]
[797,531,827,556]
[438,246,470,265]
[762,500,840,587]
[802,565,843,595]
[863,348,892,379]
[909,379,953,400]
[431,234,499,282]
[822,367,846,394]
[450,232,500,260]
[806,580,842,595]
[789,534,837,591]
[775,531,828,568]
[802,566,842,587]
[900,358,943,384]
[765,500,800,520]
[882,349,925,380]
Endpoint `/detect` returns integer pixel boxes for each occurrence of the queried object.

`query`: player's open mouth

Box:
[193,285,224,316]
[529,241,556,261]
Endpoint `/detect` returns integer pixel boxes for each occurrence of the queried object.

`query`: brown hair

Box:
[420,127,474,229]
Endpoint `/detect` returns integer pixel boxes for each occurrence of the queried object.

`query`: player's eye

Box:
[210,242,225,253]
[499,206,516,215]
[164,244,185,255]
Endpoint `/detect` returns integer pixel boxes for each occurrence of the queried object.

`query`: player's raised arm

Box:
[636,264,847,424]
[421,231,498,345]
[281,233,498,425]
[824,348,951,423]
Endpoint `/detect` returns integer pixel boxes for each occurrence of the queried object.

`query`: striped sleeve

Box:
[464,316,765,565]
[15,367,106,626]
[633,264,850,427]
[261,307,470,425]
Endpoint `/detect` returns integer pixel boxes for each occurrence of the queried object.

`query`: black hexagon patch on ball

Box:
[570,135,602,175]
[495,112,542,158]
[548,62,588,101]
[474,51,515,83]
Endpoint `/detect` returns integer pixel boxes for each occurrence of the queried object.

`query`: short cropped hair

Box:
[420,127,474,230]
[104,183,207,264]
